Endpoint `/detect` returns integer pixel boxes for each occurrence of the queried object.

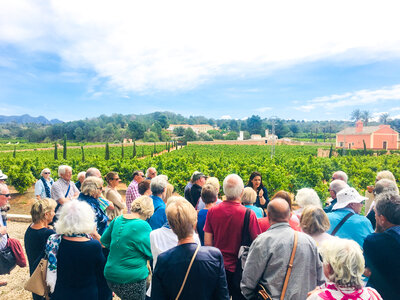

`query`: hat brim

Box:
[332,196,367,210]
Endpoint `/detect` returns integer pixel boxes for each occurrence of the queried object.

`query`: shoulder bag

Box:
[175,243,200,300]
[24,257,50,299]
[256,231,298,300]
[0,245,16,275]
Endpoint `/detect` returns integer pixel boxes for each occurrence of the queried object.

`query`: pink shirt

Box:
[125,180,140,213]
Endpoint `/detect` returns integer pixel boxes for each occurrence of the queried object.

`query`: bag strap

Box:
[331,212,354,236]
[175,243,200,300]
[241,208,252,246]
[280,231,298,300]
[64,184,71,198]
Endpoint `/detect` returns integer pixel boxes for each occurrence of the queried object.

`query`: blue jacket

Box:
[78,193,109,235]
[327,208,373,247]
[148,195,167,230]
[152,243,229,300]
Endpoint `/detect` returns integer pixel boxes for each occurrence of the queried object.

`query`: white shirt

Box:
[0,215,7,250]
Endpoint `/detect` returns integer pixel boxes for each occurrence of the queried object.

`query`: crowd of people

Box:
[0,166,399,300]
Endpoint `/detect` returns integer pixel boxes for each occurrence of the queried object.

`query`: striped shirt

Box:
[125,180,140,213]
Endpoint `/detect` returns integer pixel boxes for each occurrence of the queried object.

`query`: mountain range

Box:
[0,114,63,125]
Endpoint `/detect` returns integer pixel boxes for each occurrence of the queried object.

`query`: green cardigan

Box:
[101,216,152,284]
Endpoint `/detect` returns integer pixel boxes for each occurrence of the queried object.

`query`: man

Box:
[366,179,399,229]
[146,167,157,180]
[327,187,373,247]
[75,171,86,191]
[126,170,145,213]
[189,172,206,208]
[324,179,349,213]
[204,174,261,299]
[331,170,348,183]
[364,194,400,300]
[147,175,168,230]
[85,167,102,178]
[85,167,114,212]
[0,183,11,286]
[184,171,201,203]
[50,165,80,213]
[0,171,9,225]
[241,198,324,299]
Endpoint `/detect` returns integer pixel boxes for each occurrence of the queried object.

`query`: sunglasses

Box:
[0,194,11,197]
[44,172,51,175]
[97,187,103,190]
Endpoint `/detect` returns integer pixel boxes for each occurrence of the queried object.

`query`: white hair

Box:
[150,175,167,195]
[0,183,8,194]
[158,174,168,182]
[329,180,349,194]
[77,171,86,180]
[58,165,72,177]
[295,188,321,208]
[376,170,396,182]
[332,171,348,183]
[40,168,51,177]
[223,174,244,201]
[374,179,399,196]
[54,200,96,235]
[241,187,257,205]
[320,238,364,288]
[146,167,157,178]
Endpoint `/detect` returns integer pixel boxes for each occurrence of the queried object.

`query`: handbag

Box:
[0,245,16,275]
[24,258,50,299]
[256,231,298,300]
[6,236,27,267]
[175,243,200,300]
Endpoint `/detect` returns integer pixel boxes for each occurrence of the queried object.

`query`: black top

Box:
[190,184,202,208]
[323,198,337,213]
[152,243,229,300]
[24,226,55,274]
[52,239,110,300]
[366,209,376,229]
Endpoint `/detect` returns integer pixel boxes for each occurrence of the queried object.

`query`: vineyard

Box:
[1,143,399,204]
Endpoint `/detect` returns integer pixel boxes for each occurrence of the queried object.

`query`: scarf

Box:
[40,177,52,198]
[45,233,90,293]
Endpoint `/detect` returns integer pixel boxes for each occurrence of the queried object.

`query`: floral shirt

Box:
[307,283,382,300]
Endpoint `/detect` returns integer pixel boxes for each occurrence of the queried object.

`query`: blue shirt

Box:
[197,209,208,245]
[34,178,54,199]
[327,208,373,247]
[148,195,167,230]
[78,193,109,235]
[244,205,264,218]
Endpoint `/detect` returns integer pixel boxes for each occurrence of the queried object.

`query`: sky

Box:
[1,0,400,122]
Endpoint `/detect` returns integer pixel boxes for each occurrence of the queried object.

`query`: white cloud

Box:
[390,107,400,111]
[220,115,232,120]
[256,107,272,113]
[2,1,400,93]
[295,84,400,112]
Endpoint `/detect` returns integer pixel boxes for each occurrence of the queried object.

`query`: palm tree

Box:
[361,110,371,126]
[379,113,390,124]
[351,109,362,122]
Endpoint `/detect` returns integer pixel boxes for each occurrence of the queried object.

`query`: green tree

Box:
[224,131,239,140]
[143,131,159,142]
[246,115,262,134]
[121,143,124,159]
[105,143,110,160]
[361,110,371,125]
[156,114,169,129]
[173,126,185,136]
[183,128,197,142]
[54,142,58,160]
[81,145,85,162]
[128,121,146,140]
[132,141,137,158]
[379,113,390,124]
[63,134,67,159]
[351,109,362,121]
[13,146,16,158]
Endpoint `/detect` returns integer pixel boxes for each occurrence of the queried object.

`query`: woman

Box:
[300,205,334,247]
[24,199,57,296]
[138,179,152,196]
[258,190,301,232]
[100,195,154,300]
[34,168,54,200]
[307,239,382,300]
[46,200,110,300]
[197,184,219,244]
[294,188,321,217]
[78,177,109,238]
[104,172,125,220]
[246,171,269,211]
[241,187,264,218]
[152,196,229,300]
[197,177,223,210]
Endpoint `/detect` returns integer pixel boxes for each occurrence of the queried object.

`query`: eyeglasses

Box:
[97,187,103,191]
[113,178,120,181]
[0,194,11,197]
[44,172,51,175]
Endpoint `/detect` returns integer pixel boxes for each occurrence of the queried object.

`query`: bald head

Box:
[86,167,101,178]
[267,198,290,224]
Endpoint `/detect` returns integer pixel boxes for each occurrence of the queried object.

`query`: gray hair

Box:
[146,167,157,178]
[295,188,321,208]
[329,180,349,194]
[77,172,86,180]
[223,174,244,201]
[320,238,364,288]
[150,175,167,195]
[374,179,399,196]
[375,194,400,225]
[241,187,257,205]
[58,165,72,177]
[86,167,101,178]
[131,196,154,219]
[376,170,396,182]
[54,200,96,235]
[40,168,51,177]
[332,171,348,183]
[81,177,103,197]
[0,183,8,194]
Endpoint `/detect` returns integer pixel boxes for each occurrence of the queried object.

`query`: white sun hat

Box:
[332,187,367,210]
[0,170,7,181]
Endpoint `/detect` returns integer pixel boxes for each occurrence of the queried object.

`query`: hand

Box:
[367,186,374,193]
[0,226,7,235]
[258,189,264,198]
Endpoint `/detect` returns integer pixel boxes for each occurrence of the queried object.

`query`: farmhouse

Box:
[167,124,216,134]
[336,120,399,150]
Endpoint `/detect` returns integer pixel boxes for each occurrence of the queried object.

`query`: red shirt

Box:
[258,213,301,232]
[204,201,261,272]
